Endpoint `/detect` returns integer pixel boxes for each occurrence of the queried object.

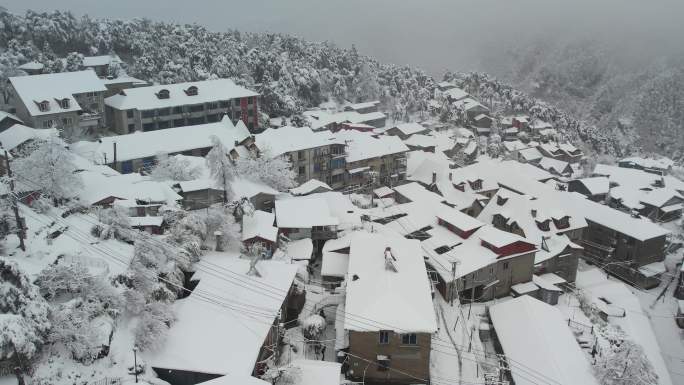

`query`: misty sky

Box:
[3,0,684,76]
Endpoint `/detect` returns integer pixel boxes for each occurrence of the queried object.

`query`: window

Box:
[42,119,53,128]
[189,104,204,113]
[173,106,184,114]
[187,116,205,125]
[207,102,218,110]
[379,331,390,344]
[219,100,230,108]
[157,120,169,129]
[234,99,241,107]
[330,158,345,169]
[173,118,185,127]
[298,166,305,176]
[248,109,254,116]
[61,117,72,126]
[156,89,170,99]
[60,98,70,109]
[141,110,155,118]
[142,122,156,131]
[331,173,345,184]
[158,108,170,116]
[248,97,254,105]
[207,114,219,123]
[503,262,509,270]
[248,122,254,130]
[126,110,134,118]
[185,86,198,96]
[128,124,136,133]
[37,100,50,112]
[401,333,417,345]
[298,151,306,160]
[121,160,134,173]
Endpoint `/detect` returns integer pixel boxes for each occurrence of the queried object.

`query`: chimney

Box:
[432,172,437,185]
[234,140,239,147]
[113,142,117,164]
[449,172,453,181]
[531,209,537,218]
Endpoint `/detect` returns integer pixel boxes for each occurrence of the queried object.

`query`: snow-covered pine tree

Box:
[0,258,51,364]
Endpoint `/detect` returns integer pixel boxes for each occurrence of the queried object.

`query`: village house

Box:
[232,178,280,212]
[436,81,457,92]
[174,179,225,210]
[477,189,586,283]
[537,156,574,178]
[71,116,253,174]
[567,177,610,202]
[488,296,600,385]
[275,195,339,246]
[0,111,23,132]
[528,118,553,137]
[618,156,674,175]
[472,114,494,129]
[517,147,543,164]
[453,97,489,121]
[241,210,278,256]
[537,142,584,163]
[7,70,107,132]
[101,75,149,98]
[17,61,44,75]
[304,109,387,132]
[442,86,469,102]
[150,254,301,384]
[290,179,333,196]
[343,233,437,384]
[403,134,437,153]
[336,130,409,188]
[384,122,430,140]
[81,54,123,77]
[104,78,260,134]
[255,126,348,190]
[343,100,380,114]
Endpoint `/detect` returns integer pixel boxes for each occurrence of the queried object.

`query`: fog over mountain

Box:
[4,0,684,75]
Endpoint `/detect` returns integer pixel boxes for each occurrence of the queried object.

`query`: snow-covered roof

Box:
[321,251,349,278]
[0,124,57,153]
[197,374,269,385]
[392,122,428,136]
[304,109,386,131]
[105,78,258,110]
[242,210,277,243]
[344,232,437,333]
[443,87,469,100]
[101,75,147,87]
[82,54,122,68]
[231,177,279,199]
[9,70,106,117]
[620,156,674,170]
[502,140,529,152]
[0,111,23,124]
[275,238,313,261]
[638,188,683,208]
[176,178,221,193]
[532,274,562,292]
[373,186,394,198]
[17,61,44,71]
[71,116,249,164]
[77,171,182,206]
[403,134,437,148]
[518,147,543,162]
[275,196,339,228]
[290,179,332,196]
[511,281,538,295]
[529,118,553,130]
[538,157,570,175]
[436,209,484,233]
[347,100,379,111]
[476,225,530,248]
[335,131,408,163]
[489,296,599,385]
[256,126,344,157]
[288,360,342,385]
[573,177,609,196]
[149,253,297,377]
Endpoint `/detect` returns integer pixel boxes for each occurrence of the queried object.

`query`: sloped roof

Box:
[105,78,258,110]
[275,196,339,228]
[242,210,277,243]
[489,296,599,385]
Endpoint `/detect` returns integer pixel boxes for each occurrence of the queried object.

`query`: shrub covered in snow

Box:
[134,301,176,351]
[232,150,297,192]
[0,258,51,362]
[91,206,133,242]
[149,153,202,182]
[300,314,326,341]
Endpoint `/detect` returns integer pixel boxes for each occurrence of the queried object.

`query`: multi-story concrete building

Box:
[335,130,409,188]
[7,70,107,132]
[104,78,260,134]
[344,233,437,384]
[255,126,348,190]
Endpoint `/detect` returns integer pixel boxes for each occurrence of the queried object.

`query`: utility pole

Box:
[450,261,458,307]
[4,150,25,251]
[132,345,139,383]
